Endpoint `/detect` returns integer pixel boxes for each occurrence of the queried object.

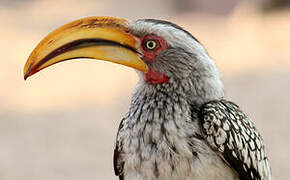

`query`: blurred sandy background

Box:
[0,0,289,179]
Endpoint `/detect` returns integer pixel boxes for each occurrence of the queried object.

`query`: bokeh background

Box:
[0,0,289,179]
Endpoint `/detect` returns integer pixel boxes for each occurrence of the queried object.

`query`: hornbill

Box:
[24,17,272,180]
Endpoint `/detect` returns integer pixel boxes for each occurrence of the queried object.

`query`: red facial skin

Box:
[145,68,169,85]
[140,34,169,84]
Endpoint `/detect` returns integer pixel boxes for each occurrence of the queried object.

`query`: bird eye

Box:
[144,40,158,50]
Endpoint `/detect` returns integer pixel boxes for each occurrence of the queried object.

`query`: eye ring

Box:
[144,40,158,50]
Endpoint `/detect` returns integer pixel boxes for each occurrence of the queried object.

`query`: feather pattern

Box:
[200,100,272,180]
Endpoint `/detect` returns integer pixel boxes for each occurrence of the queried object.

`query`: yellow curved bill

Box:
[24,16,148,80]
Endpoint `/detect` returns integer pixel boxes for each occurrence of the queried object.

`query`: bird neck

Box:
[126,78,204,127]
[125,81,195,140]
[135,74,224,106]
[124,76,224,130]
[121,79,202,159]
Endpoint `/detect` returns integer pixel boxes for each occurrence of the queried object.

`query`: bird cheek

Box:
[142,51,157,62]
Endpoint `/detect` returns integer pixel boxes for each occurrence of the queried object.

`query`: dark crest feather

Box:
[142,19,200,43]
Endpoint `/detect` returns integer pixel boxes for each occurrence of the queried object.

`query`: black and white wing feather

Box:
[114,139,124,180]
[200,100,272,180]
[114,117,126,180]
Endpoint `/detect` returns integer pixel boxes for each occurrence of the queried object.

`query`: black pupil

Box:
[147,41,155,49]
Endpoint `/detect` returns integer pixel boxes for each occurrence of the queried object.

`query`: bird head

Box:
[24,17,223,103]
